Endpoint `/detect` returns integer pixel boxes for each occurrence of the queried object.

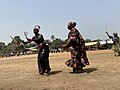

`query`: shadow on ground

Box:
[84,68,97,73]
[49,71,62,75]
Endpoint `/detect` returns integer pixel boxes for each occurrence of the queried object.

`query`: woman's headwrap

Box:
[68,22,73,30]
[67,22,77,30]
[33,25,41,33]
[113,33,118,36]
[72,22,77,28]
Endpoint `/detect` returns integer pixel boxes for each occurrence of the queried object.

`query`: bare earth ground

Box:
[0,50,120,90]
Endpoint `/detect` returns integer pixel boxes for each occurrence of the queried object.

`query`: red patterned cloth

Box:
[65,27,89,68]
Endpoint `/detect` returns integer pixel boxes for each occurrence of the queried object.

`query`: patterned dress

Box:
[65,28,89,72]
[111,36,120,56]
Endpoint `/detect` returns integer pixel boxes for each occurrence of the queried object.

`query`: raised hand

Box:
[24,32,28,38]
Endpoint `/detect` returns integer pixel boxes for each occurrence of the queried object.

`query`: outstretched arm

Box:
[23,36,32,44]
[105,32,113,39]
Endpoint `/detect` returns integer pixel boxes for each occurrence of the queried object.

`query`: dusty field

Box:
[0,50,120,90]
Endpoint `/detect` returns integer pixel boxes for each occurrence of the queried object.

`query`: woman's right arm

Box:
[22,37,32,44]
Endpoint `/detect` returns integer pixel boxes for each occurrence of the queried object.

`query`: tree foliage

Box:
[49,37,63,49]
[85,39,92,43]
[0,42,6,54]
[0,36,25,54]
[0,34,103,54]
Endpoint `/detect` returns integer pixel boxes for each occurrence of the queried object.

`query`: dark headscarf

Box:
[67,22,77,30]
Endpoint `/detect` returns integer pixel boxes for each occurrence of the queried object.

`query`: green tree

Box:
[92,39,102,42]
[49,35,63,49]
[85,39,92,43]
[0,42,6,54]
[5,35,25,53]
[6,43,17,53]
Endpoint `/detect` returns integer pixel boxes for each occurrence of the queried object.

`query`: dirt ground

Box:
[0,50,120,90]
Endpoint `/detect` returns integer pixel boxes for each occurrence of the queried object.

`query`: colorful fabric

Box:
[65,28,89,68]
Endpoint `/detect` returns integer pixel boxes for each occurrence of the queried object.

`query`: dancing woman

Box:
[63,22,89,73]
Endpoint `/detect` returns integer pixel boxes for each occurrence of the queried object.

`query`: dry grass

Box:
[0,50,120,90]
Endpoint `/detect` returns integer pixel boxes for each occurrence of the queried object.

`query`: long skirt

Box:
[37,45,51,74]
[112,44,120,56]
[65,49,85,73]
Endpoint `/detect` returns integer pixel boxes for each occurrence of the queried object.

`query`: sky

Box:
[0,0,120,44]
